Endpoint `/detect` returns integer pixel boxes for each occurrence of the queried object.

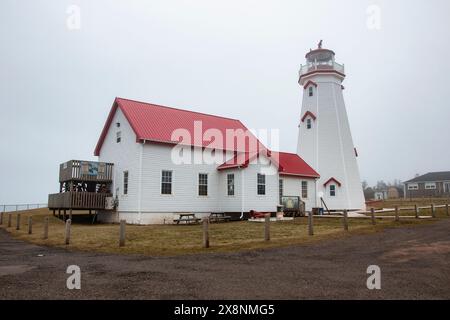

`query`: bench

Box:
[209,212,231,223]
[173,213,201,225]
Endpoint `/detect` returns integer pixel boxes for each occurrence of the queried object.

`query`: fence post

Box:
[43,217,49,240]
[264,214,270,241]
[203,218,210,248]
[370,208,376,225]
[414,204,419,219]
[7,213,12,228]
[343,210,349,231]
[308,211,314,236]
[16,213,21,230]
[0,211,3,225]
[65,219,71,245]
[395,206,399,222]
[119,220,126,247]
[431,204,436,218]
[446,203,449,217]
[28,216,32,235]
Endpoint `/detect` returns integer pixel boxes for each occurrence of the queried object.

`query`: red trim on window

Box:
[303,80,318,89]
[323,177,342,187]
[301,111,317,122]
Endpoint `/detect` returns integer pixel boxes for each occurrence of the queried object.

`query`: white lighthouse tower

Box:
[297,41,365,210]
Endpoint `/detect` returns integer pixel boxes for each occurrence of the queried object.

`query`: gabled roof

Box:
[301,111,317,122]
[303,80,318,89]
[218,150,319,179]
[276,152,320,178]
[405,171,450,183]
[323,177,342,187]
[94,97,264,156]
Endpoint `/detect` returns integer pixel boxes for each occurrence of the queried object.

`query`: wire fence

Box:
[1,203,48,213]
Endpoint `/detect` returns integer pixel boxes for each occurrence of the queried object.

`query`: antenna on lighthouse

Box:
[318,40,323,49]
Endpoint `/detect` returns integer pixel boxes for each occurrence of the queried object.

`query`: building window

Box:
[308,86,313,97]
[425,182,436,190]
[123,171,128,195]
[257,173,266,195]
[329,184,336,197]
[198,173,208,196]
[161,170,172,195]
[116,131,121,143]
[301,181,308,198]
[116,122,120,128]
[408,184,419,190]
[279,179,283,204]
[306,118,312,129]
[227,174,235,196]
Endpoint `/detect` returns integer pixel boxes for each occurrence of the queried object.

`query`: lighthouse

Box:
[297,42,365,210]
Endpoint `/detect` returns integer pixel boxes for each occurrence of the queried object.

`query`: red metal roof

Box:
[276,152,319,178]
[218,151,319,179]
[95,97,264,156]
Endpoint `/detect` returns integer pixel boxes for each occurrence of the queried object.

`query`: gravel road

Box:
[1,220,449,299]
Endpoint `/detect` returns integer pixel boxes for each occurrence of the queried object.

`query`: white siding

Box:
[297,72,365,210]
[280,176,317,211]
[97,109,141,219]
[97,110,281,224]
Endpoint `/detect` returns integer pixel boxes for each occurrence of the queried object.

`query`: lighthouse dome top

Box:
[305,40,335,62]
[298,41,345,83]
[305,48,335,62]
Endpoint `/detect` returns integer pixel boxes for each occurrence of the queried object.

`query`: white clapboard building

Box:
[95,98,320,224]
[297,43,365,210]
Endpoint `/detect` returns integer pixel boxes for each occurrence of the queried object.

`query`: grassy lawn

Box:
[367,198,450,217]
[1,206,447,256]
[376,197,450,208]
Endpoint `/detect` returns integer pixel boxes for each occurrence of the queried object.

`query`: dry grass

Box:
[377,197,450,208]
[1,206,445,256]
[367,198,450,218]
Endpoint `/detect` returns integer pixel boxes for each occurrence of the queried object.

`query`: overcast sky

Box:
[1,0,449,204]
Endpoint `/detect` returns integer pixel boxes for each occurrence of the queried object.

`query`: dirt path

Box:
[1,220,449,299]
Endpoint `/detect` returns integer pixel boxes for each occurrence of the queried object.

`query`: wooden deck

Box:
[59,160,113,183]
[48,192,112,210]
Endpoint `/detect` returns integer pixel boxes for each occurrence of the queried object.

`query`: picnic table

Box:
[209,212,231,223]
[173,213,201,225]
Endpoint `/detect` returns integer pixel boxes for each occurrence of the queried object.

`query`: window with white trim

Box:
[301,181,308,199]
[116,131,121,143]
[123,171,128,195]
[161,170,172,195]
[425,182,436,190]
[257,173,266,195]
[329,184,336,197]
[306,118,312,129]
[198,173,208,196]
[407,184,419,190]
[227,174,235,196]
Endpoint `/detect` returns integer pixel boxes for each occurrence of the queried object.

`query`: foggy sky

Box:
[1,0,449,204]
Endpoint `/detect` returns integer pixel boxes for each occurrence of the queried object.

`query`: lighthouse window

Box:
[308,86,314,97]
[330,185,336,197]
[306,118,312,129]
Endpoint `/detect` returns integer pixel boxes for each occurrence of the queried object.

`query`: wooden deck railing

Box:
[48,192,112,210]
[59,160,114,182]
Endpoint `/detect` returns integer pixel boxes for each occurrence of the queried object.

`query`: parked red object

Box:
[249,210,269,219]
